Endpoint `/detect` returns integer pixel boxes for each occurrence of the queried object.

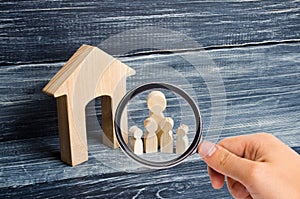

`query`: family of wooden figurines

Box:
[129,91,189,155]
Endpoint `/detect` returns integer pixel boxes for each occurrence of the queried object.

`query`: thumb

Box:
[198,141,254,184]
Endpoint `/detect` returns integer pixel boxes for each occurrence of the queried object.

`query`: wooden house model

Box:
[43,44,135,166]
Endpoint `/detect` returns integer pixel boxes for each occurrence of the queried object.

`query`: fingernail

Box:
[199,142,217,158]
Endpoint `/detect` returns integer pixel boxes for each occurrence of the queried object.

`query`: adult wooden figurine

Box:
[147,91,166,146]
[160,117,174,153]
[43,44,135,166]
[144,117,158,153]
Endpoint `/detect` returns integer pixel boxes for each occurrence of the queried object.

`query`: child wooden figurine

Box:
[129,126,143,155]
[159,117,174,153]
[144,117,158,153]
[176,124,189,154]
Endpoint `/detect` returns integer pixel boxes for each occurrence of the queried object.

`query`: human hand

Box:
[198,133,300,199]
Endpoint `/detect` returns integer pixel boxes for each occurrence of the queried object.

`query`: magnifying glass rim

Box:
[114,82,202,169]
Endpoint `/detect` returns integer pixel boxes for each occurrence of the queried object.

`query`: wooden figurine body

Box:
[150,112,165,147]
[176,124,189,154]
[149,112,164,126]
[144,117,158,153]
[160,130,173,153]
[147,91,166,146]
[160,117,174,153]
[129,126,143,155]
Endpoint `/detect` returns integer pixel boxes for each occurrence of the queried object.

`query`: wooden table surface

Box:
[1,1,300,198]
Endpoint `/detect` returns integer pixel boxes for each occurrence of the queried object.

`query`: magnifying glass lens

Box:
[115,83,202,169]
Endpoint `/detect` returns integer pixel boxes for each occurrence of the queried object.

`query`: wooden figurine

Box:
[147,91,167,115]
[149,112,164,126]
[144,117,158,153]
[159,117,174,153]
[176,124,189,154]
[43,44,135,166]
[129,126,143,155]
[147,91,166,146]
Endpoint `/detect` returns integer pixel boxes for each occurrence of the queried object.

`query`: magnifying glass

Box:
[114,82,203,169]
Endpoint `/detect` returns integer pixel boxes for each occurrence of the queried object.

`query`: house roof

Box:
[43,44,134,96]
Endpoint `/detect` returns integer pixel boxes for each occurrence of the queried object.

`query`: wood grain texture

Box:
[1,147,300,198]
[1,0,299,65]
[1,0,300,198]
[0,160,244,198]
[1,44,300,197]
[2,44,300,144]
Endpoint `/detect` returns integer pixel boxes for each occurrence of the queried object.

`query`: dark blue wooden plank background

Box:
[1,0,300,198]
